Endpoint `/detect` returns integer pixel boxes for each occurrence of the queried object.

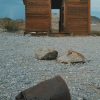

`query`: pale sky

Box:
[91,0,100,11]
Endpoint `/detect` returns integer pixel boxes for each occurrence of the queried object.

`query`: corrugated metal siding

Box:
[25,0,51,32]
[64,1,90,35]
[23,0,90,36]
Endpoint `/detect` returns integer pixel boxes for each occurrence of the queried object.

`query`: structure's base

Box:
[49,32,72,37]
[24,32,72,37]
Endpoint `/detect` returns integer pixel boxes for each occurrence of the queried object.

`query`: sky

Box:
[0,0,100,19]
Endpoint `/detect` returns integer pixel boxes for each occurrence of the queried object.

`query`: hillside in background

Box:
[0,18,25,31]
[91,16,100,24]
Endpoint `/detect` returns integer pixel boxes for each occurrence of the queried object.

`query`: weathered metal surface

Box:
[64,0,90,35]
[23,0,90,36]
[24,0,51,33]
[16,76,71,100]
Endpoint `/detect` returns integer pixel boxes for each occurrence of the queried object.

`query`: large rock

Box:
[16,76,71,100]
[67,50,86,63]
[35,48,58,60]
[57,50,86,64]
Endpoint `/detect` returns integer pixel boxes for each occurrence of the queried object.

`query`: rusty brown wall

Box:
[64,1,90,35]
[24,0,90,35]
[25,0,51,33]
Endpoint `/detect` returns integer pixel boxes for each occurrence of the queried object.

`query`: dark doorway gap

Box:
[51,0,64,33]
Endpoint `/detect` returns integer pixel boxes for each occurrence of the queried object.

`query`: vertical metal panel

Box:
[64,0,90,35]
[25,0,51,33]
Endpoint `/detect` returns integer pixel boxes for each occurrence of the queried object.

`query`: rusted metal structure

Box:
[23,0,90,36]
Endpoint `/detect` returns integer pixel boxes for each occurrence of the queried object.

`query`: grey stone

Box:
[57,50,86,64]
[57,55,70,64]
[35,48,58,60]
[67,50,86,63]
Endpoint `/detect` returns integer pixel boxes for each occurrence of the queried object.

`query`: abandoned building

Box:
[23,0,90,36]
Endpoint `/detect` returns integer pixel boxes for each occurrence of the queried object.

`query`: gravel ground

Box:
[0,32,100,100]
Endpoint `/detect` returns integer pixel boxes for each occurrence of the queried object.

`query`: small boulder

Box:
[57,50,86,64]
[57,55,70,64]
[67,50,86,63]
[35,48,58,60]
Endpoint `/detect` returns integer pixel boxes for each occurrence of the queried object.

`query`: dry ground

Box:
[0,32,100,100]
